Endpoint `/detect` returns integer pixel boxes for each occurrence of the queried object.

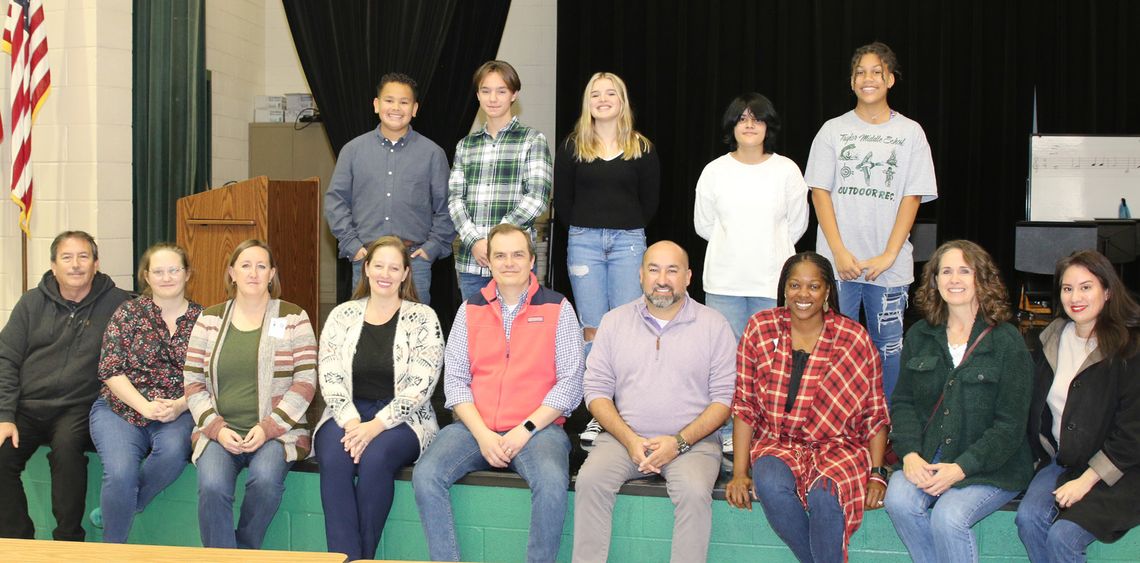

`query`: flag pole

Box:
[21,230,27,292]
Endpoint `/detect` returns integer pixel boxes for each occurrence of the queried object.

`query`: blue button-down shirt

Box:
[325,126,456,260]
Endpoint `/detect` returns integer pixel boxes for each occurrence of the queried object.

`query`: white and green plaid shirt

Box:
[447,116,552,275]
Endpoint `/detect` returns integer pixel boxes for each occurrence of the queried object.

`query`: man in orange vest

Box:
[413,222,584,562]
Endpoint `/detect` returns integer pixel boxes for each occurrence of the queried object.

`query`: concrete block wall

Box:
[488,0,558,144]
[0,0,134,325]
[0,0,557,325]
[21,450,1140,562]
[262,2,309,99]
[257,0,558,143]
[205,0,266,188]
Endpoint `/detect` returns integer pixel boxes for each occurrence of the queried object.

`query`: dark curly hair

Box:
[850,41,900,79]
[914,240,1012,326]
[377,72,418,101]
[1053,250,1140,360]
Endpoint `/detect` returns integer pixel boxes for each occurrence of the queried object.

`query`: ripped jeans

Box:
[837,281,908,400]
[566,226,646,336]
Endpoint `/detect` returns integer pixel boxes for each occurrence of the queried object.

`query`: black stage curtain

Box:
[555,1,1140,301]
[282,0,512,324]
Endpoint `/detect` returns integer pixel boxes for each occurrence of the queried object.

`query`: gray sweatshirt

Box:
[584,295,737,439]
[0,271,129,421]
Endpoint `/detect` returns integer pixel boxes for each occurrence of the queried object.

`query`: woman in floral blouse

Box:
[89,243,202,543]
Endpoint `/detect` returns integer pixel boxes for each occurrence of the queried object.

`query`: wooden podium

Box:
[176,176,321,331]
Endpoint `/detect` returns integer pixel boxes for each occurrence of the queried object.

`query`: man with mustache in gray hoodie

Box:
[0,231,129,540]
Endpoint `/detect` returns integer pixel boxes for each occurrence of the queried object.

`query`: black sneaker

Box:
[579,418,603,450]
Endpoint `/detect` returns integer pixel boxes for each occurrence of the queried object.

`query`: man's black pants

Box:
[0,404,92,541]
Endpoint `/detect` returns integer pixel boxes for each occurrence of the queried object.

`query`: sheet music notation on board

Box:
[1032,156,1140,171]
[1028,135,1140,221]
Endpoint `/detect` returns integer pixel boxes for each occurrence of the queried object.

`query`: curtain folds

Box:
[282,0,512,312]
[556,0,1140,299]
[132,0,209,282]
[281,0,512,160]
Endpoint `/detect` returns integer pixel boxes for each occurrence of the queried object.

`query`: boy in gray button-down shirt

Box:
[325,72,455,304]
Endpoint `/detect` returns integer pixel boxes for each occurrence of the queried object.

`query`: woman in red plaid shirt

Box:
[727,251,890,562]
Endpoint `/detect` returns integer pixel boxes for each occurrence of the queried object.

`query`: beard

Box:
[644,287,681,309]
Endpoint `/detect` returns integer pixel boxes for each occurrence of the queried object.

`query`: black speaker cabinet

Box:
[1015,220,1139,275]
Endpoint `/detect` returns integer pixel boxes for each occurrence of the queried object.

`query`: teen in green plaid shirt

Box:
[448,60,552,300]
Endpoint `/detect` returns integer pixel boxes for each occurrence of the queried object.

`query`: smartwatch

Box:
[523,420,537,435]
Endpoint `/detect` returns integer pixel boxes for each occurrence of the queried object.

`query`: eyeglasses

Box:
[148,267,185,277]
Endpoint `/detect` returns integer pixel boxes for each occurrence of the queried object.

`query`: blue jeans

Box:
[457,272,492,302]
[837,281,908,399]
[88,397,193,543]
[1015,458,1097,563]
[196,439,292,549]
[752,456,845,563]
[704,294,774,441]
[316,399,420,560]
[884,470,1019,562]
[566,226,646,330]
[412,421,571,562]
[704,294,776,342]
[353,248,433,305]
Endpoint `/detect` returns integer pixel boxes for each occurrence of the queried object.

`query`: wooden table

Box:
[0,538,348,562]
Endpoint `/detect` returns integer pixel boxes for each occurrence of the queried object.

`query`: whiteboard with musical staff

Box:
[1029,135,1140,221]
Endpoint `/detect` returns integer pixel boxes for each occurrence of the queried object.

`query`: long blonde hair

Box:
[569,72,651,162]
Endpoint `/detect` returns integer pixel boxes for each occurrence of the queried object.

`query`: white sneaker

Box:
[722,434,733,456]
[579,418,603,449]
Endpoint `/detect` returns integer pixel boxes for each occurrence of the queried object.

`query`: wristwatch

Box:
[674,433,691,454]
[870,466,890,479]
[523,420,537,435]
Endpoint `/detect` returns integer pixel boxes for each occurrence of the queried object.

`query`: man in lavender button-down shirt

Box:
[571,241,737,563]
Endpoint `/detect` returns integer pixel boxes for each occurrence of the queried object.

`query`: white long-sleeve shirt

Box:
[694,153,809,298]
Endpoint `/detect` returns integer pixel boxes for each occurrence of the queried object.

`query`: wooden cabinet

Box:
[249,123,337,308]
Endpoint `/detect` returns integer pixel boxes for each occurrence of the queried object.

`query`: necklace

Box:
[858,106,891,123]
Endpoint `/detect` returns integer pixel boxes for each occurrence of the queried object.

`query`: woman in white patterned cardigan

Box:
[315,236,444,560]
[183,239,317,549]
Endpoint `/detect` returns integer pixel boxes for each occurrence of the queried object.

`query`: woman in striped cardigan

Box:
[183,239,317,549]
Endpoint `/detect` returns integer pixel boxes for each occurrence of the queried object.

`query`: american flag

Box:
[2,0,50,237]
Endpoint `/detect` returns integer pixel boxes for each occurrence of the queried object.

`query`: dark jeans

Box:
[0,404,92,540]
[315,398,419,560]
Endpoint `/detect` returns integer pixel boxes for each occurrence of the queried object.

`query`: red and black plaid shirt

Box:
[734,308,889,557]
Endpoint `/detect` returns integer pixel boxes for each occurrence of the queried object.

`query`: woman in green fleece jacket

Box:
[883,240,1034,563]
